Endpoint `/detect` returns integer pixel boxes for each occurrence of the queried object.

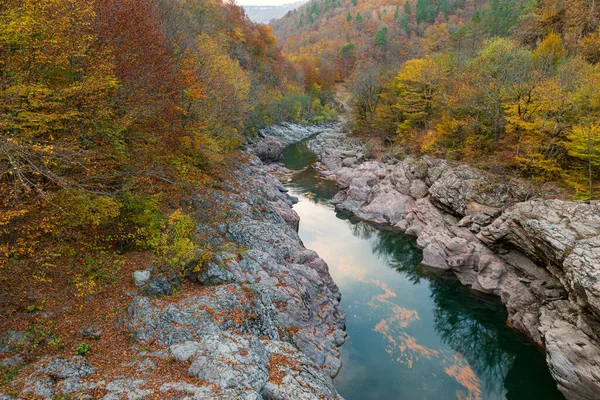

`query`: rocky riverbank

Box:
[0,154,345,399]
[262,123,600,400]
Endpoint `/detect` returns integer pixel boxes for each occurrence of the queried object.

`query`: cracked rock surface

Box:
[2,150,345,399]
[264,122,600,400]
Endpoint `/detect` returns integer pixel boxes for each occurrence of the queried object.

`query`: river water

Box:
[281,138,564,400]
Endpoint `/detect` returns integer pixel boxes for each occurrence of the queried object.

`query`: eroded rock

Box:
[303,122,600,400]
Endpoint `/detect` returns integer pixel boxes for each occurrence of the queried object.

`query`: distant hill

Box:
[243,2,306,24]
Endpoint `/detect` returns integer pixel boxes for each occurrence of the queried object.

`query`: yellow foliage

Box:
[54,191,121,228]
[150,209,197,269]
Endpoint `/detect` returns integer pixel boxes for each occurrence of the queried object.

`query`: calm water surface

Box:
[282,139,564,400]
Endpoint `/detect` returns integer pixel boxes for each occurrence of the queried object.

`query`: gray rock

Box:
[81,324,104,339]
[260,340,340,399]
[0,331,29,353]
[186,261,237,285]
[253,138,284,163]
[137,359,156,375]
[0,355,22,367]
[358,190,415,225]
[159,382,258,399]
[409,179,429,199]
[44,356,95,379]
[103,379,153,400]
[188,332,269,392]
[21,356,95,398]
[128,283,281,345]
[342,157,358,167]
[140,275,180,297]
[56,378,104,396]
[478,200,600,266]
[259,123,321,148]
[169,341,202,362]
[132,270,151,286]
[544,320,600,400]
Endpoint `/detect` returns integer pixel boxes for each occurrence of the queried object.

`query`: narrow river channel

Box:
[281,138,565,400]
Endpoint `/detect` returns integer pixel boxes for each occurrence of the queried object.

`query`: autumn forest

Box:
[2,0,600,277]
[273,0,600,199]
[1,0,600,397]
[0,0,338,273]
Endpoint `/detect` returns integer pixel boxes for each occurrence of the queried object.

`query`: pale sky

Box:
[236,0,300,7]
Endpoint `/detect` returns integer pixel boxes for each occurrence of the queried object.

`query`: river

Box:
[281,138,565,400]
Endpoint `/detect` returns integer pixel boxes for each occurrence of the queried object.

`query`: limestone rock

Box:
[169,341,202,362]
[188,332,269,392]
[132,270,150,286]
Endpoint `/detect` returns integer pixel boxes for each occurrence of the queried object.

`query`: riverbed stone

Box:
[409,179,429,199]
[253,138,283,163]
[544,319,600,400]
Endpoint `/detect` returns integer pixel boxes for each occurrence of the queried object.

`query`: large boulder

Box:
[253,138,284,163]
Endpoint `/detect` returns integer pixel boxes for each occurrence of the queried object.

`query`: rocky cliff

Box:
[264,123,600,400]
[0,155,346,399]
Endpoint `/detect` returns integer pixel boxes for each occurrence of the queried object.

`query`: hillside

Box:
[271,0,600,199]
[244,1,306,24]
[271,0,528,88]
[0,0,340,395]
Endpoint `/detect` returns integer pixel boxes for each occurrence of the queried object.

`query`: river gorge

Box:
[281,137,564,400]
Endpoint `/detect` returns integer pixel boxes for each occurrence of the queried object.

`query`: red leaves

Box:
[94,0,179,117]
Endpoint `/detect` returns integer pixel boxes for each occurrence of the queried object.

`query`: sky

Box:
[236,0,300,7]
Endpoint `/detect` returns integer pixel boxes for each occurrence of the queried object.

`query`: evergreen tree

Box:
[438,0,448,16]
[401,15,410,33]
[375,27,388,50]
[416,0,426,23]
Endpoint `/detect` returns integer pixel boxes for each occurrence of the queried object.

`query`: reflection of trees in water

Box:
[428,278,512,395]
[289,167,339,205]
[283,135,564,399]
[284,138,339,205]
[346,220,376,241]
[353,223,564,400]
[428,279,564,399]
[367,226,424,284]
[282,140,318,170]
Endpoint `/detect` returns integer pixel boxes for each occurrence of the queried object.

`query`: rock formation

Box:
[265,123,600,400]
[1,154,345,399]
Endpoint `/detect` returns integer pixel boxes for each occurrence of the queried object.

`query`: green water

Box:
[282,138,564,400]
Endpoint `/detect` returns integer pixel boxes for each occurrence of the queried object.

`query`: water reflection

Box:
[282,138,564,400]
